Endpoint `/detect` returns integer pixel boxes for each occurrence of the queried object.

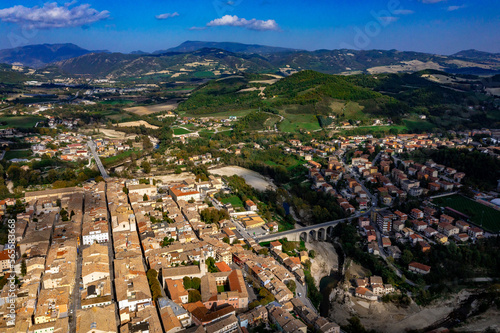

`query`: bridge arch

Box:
[327,226,334,239]
[309,230,317,242]
[318,228,326,241]
[300,232,308,243]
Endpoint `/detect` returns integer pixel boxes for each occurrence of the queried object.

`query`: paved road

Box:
[295,281,318,315]
[87,140,109,179]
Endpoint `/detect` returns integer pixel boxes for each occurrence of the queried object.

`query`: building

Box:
[165,279,189,304]
[408,262,431,275]
[200,270,249,310]
[76,304,117,333]
[375,210,395,233]
[170,185,201,202]
[245,200,258,212]
[236,213,266,230]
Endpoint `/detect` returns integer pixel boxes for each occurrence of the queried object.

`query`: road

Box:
[87,140,109,179]
[295,281,318,315]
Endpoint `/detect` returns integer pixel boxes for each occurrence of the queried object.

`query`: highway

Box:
[87,140,109,179]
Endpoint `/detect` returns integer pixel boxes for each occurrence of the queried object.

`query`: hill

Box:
[156,40,300,54]
[45,46,500,79]
[0,43,99,68]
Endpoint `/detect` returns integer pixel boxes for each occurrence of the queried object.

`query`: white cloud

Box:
[0,2,109,29]
[155,12,179,20]
[206,15,280,31]
[447,5,466,11]
[393,9,415,15]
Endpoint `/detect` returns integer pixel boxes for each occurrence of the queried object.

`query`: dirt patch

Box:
[96,128,136,139]
[125,101,179,115]
[153,172,195,183]
[117,121,159,129]
[307,241,338,288]
[210,166,276,191]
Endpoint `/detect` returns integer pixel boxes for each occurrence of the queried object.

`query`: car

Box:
[298,293,301,297]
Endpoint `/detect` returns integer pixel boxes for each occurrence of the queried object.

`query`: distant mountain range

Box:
[154,40,301,55]
[0,43,109,68]
[0,41,499,77]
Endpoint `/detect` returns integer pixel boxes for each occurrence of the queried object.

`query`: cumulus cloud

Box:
[0,2,109,29]
[393,9,415,15]
[155,12,179,20]
[206,15,279,31]
[447,5,466,11]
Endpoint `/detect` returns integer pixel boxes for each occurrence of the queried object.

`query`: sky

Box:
[0,0,498,54]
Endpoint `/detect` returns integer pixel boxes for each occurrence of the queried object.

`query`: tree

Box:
[286,280,296,293]
[308,250,316,259]
[222,237,230,244]
[206,257,218,273]
[188,290,201,303]
[191,277,201,290]
[143,193,148,201]
[183,276,192,290]
[21,260,26,276]
[141,160,151,174]
[401,250,413,266]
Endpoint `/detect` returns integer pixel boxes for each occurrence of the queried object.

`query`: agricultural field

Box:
[101,150,137,166]
[279,112,321,133]
[117,121,159,129]
[172,128,192,135]
[0,116,44,129]
[433,194,500,233]
[99,100,135,105]
[125,101,179,115]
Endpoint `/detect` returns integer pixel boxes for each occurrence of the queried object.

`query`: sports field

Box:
[433,194,500,233]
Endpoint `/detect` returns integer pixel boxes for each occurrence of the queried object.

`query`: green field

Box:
[404,119,436,132]
[221,195,244,208]
[433,194,500,233]
[179,109,254,119]
[0,116,44,129]
[280,113,321,133]
[102,150,137,166]
[172,128,192,135]
[4,149,32,160]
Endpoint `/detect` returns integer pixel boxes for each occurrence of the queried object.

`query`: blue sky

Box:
[0,0,498,54]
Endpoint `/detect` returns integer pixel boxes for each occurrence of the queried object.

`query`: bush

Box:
[188,290,201,303]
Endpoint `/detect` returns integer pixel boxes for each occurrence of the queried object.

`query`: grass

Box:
[4,149,31,160]
[221,195,244,208]
[102,150,137,166]
[172,128,192,135]
[433,194,500,233]
[0,116,44,129]
[404,119,436,132]
[178,109,254,119]
[280,112,321,133]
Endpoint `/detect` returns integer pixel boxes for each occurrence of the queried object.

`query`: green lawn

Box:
[0,116,45,129]
[280,113,321,133]
[4,149,31,160]
[172,128,192,135]
[221,195,244,208]
[433,194,500,233]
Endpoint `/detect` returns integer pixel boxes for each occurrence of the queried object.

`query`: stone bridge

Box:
[255,215,361,243]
